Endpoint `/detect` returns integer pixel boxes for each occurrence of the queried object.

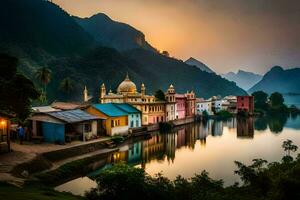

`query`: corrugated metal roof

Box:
[114,103,141,114]
[92,103,128,117]
[48,109,100,123]
[32,106,61,113]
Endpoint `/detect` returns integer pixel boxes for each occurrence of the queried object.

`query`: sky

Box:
[53,0,300,74]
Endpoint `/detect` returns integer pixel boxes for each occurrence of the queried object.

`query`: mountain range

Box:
[0,0,246,101]
[222,70,262,91]
[185,57,214,73]
[249,66,300,94]
[74,13,156,52]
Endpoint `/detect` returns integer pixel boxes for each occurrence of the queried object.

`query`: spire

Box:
[83,86,88,102]
[125,72,130,80]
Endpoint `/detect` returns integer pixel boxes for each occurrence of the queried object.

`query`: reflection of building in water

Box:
[211,120,223,136]
[141,134,164,168]
[128,142,142,164]
[176,128,186,149]
[164,133,177,162]
[224,118,237,130]
[237,117,254,138]
[185,124,197,149]
[197,122,209,147]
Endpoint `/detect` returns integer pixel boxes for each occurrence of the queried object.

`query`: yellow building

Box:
[96,73,176,125]
[85,104,129,136]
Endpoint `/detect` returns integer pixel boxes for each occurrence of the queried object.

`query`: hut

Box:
[29,109,103,143]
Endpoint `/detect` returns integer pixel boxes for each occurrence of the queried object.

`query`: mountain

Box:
[124,49,246,98]
[0,0,246,101]
[249,66,300,94]
[222,70,262,91]
[0,0,93,56]
[74,13,156,52]
[185,57,214,73]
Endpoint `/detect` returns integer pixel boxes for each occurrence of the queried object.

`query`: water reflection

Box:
[56,115,300,195]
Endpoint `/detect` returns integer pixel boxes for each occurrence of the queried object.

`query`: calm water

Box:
[55,115,300,196]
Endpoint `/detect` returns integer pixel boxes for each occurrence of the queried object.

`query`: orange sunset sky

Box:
[53,0,300,74]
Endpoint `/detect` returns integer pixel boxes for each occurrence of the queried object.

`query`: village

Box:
[0,73,254,153]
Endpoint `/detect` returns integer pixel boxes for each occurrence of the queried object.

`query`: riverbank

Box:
[0,181,83,200]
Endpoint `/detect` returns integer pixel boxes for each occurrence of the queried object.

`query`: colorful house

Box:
[114,103,142,128]
[175,94,186,119]
[237,96,254,114]
[185,91,196,117]
[85,103,130,136]
[196,98,213,115]
[30,109,101,143]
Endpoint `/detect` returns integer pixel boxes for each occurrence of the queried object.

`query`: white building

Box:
[196,98,213,115]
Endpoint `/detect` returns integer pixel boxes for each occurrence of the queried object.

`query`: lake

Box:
[55,115,300,196]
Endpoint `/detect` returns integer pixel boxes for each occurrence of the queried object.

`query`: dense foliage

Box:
[86,140,300,200]
[252,91,292,115]
[0,54,39,121]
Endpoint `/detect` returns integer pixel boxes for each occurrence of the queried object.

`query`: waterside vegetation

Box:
[85,140,300,200]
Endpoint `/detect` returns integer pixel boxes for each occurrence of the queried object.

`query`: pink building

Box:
[175,94,186,119]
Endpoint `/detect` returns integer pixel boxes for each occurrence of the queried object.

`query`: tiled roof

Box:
[92,103,128,117]
[48,109,100,123]
[114,103,141,114]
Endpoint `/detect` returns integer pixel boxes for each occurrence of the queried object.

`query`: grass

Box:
[0,182,83,200]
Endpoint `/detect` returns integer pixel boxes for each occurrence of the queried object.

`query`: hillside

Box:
[249,66,300,94]
[124,49,246,98]
[74,13,156,52]
[222,70,262,91]
[0,0,93,56]
[0,0,246,101]
[185,57,214,73]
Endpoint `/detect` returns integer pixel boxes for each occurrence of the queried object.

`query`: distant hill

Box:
[249,66,300,94]
[74,13,156,52]
[0,0,246,101]
[222,70,262,91]
[124,49,246,98]
[185,57,214,73]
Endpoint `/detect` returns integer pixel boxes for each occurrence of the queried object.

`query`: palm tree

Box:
[35,67,52,100]
[59,77,75,99]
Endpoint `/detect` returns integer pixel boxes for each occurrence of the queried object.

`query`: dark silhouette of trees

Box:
[0,54,39,121]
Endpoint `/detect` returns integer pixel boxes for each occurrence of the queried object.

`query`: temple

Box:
[97,74,195,125]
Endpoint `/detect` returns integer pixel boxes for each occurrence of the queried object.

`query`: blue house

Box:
[114,103,142,129]
[30,109,102,143]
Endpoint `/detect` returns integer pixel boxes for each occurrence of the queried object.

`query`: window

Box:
[84,124,92,132]
[111,120,114,127]
[130,121,134,128]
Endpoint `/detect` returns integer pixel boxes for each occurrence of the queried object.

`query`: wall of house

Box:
[176,98,186,119]
[42,122,65,143]
[196,102,213,115]
[166,104,176,121]
[128,113,141,128]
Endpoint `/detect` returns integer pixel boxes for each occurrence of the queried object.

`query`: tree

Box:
[269,92,284,107]
[252,91,268,110]
[155,89,166,101]
[59,77,75,98]
[0,54,39,121]
[162,51,170,57]
[282,139,298,156]
[35,67,52,101]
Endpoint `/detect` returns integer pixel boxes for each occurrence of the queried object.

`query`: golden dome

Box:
[117,73,137,94]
